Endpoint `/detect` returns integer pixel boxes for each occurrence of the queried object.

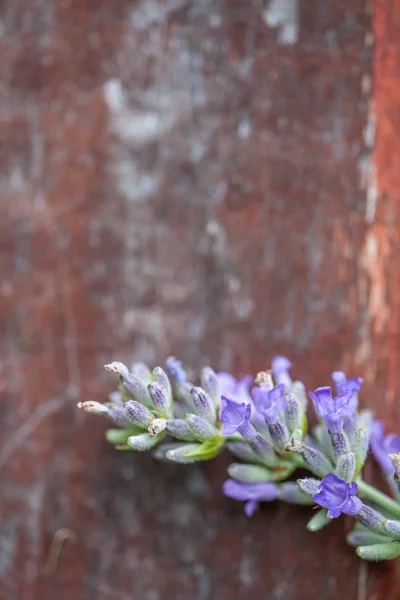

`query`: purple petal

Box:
[220,397,251,435]
[347,481,359,496]
[324,413,343,434]
[223,479,280,502]
[272,356,292,374]
[371,420,384,442]
[244,500,259,517]
[342,496,362,516]
[217,372,238,395]
[327,507,342,519]
[385,434,400,455]
[312,473,348,508]
[333,391,353,413]
[309,387,333,417]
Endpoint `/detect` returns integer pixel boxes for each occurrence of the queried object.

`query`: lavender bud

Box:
[356,505,388,535]
[268,418,290,450]
[357,409,373,439]
[185,414,217,441]
[279,482,314,505]
[127,432,161,451]
[286,439,332,478]
[347,527,391,547]
[330,430,350,461]
[385,519,400,540]
[284,393,302,434]
[152,443,183,461]
[104,362,152,407]
[226,441,266,466]
[201,367,221,408]
[104,361,130,378]
[390,452,400,493]
[249,432,277,466]
[227,463,274,483]
[191,386,216,424]
[125,400,154,428]
[292,380,307,410]
[165,356,187,383]
[165,419,197,441]
[131,362,152,383]
[152,367,172,399]
[77,401,109,416]
[166,443,205,463]
[353,428,369,474]
[297,477,322,497]
[109,406,133,427]
[356,542,400,561]
[148,382,171,417]
[148,418,167,437]
[307,509,330,532]
[335,452,356,482]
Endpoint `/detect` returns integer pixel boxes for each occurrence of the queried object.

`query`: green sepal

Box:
[307,509,331,532]
[151,409,169,419]
[118,383,132,404]
[347,524,393,547]
[227,463,277,483]
[301,407,308,437]
[356,542,400,561]
[106,427,142,445]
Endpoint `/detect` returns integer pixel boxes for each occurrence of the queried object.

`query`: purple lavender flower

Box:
[272,355,292,390]
[332,371,363,410]
[308,386,353,433]
[252,383,286,424]
[223,479,280,517]
[220,397,251,436]
[312,473,362,518]
[165,356,187,383]
[217,372,253,404]
[370,420,400,474]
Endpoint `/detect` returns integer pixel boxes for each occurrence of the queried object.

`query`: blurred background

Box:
[1,1,400,598]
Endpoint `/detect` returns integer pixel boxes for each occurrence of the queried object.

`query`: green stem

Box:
[358,480,400,519]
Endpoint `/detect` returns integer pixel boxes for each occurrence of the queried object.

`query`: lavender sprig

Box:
[78,355,400,562]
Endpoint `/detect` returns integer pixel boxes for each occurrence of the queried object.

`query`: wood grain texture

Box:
[0,0,399,598]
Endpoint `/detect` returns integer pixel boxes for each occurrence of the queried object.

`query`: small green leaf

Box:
[356,542,400,561]
[307,509,331,532]
[186,435,225,460]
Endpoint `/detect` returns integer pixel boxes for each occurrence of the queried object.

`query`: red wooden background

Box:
[1,1,400,598]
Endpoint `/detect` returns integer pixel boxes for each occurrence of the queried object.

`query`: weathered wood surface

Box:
[0,0,399,598]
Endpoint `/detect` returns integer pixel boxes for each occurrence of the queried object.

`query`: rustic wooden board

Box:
[0,0,399,598]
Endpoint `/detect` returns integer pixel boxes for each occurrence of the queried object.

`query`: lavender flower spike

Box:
[370,420,400,474]
[272,355,292,390]
[308,386,353,434]
[312,473,362,518]
[332,371,363,410]
[223,479,280,517]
